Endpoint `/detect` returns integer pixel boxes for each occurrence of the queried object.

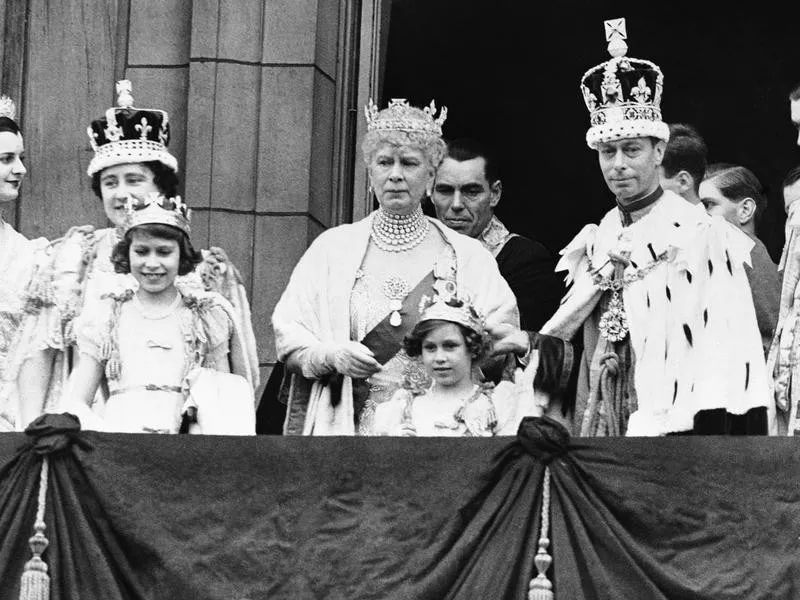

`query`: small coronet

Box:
[122,192,191,235]
[417,287,485,335]
[364,98,448,137]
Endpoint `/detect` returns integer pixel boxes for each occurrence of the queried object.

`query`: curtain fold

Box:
[1,415,800,599]
[0,445,42,600]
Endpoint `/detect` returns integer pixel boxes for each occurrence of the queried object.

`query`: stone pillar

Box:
[182,0,343,390]
[18,0,126,238]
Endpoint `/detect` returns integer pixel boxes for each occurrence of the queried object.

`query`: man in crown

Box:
[495,19,772,436]
[14,81,259,428]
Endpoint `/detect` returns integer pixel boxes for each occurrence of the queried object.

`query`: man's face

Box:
[699,179,741,226]
[432,157,500,237]
[784,179,800,214]
[597,137,664,205]
[792,99,800,148]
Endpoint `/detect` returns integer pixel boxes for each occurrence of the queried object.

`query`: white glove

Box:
[325,341,382,379]
[296,341,383,380]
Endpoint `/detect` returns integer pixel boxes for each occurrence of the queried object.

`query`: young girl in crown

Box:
[372,291,544,437]
[62,193,255,434]
[14,80,259,430]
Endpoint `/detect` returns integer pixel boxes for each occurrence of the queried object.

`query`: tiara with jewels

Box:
[418,284,485,334]
[86,79,177,176]
[579,18,669,149]
[0,95,16,121]
[364,98,448,137]
[123,192,191,235]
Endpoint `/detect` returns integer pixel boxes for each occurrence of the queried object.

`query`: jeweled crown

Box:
[418,284,485,334]
[0,95,16,121]
[364,98,448,137]
[123,192,191,235]
[87,80,178,176]
[580,18,669,149]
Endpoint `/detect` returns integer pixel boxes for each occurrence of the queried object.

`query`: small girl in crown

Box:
[62,193,255,434]
[372,291,544,436]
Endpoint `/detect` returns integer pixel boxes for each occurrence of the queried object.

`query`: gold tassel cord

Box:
[528,466,554,600]
[19,457,50,600]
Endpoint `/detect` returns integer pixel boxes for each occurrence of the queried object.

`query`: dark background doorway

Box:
[383,1,800,262]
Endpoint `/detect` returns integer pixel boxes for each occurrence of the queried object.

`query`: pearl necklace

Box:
[370,207,429,252]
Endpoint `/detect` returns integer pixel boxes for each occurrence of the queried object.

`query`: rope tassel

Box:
[19,458,50,600]
[529,466,553,600]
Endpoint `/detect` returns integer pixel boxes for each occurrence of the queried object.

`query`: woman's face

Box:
[368,142,433,215]
[421,322,472,388]
[129,229,181,299]
[0,131,26,203]
[100,163,160,227]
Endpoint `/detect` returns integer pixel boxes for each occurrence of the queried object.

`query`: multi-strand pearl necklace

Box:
[370,207,429,252]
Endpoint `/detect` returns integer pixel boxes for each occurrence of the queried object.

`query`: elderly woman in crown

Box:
[272,98,519,435]
[12,81,259,429]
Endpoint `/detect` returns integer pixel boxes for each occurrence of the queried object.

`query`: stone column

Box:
[130,0,345,390]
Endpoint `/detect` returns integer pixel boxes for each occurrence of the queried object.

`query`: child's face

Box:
[129,230,180,298]
[421,322,472,388]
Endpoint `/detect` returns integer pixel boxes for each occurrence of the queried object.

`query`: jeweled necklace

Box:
[371,207,429,252]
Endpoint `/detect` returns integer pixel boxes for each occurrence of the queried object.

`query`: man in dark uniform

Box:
[431,138,563,330]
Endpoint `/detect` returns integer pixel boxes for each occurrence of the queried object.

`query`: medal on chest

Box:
[588,235,672,342]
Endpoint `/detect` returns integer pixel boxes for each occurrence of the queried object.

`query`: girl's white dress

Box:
[372,366,545,437]
[73,288,249,434]
[20,226,259,417]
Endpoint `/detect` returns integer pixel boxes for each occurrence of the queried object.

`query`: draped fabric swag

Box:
[0,415,797,599]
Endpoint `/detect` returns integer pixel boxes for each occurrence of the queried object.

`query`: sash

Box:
[360,270,436,364]
[333,270,437,415]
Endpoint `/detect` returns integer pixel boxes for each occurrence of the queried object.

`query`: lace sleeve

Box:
[75,298,114,363]
[192,295,234,373]
[194,247,260,389]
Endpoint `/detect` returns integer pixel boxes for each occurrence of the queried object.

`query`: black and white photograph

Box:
[1,1,799,598]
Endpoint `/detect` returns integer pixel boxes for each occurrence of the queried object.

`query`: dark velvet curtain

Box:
[2,415,800,599]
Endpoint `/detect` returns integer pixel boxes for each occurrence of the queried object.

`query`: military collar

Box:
[478,216,515,257]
